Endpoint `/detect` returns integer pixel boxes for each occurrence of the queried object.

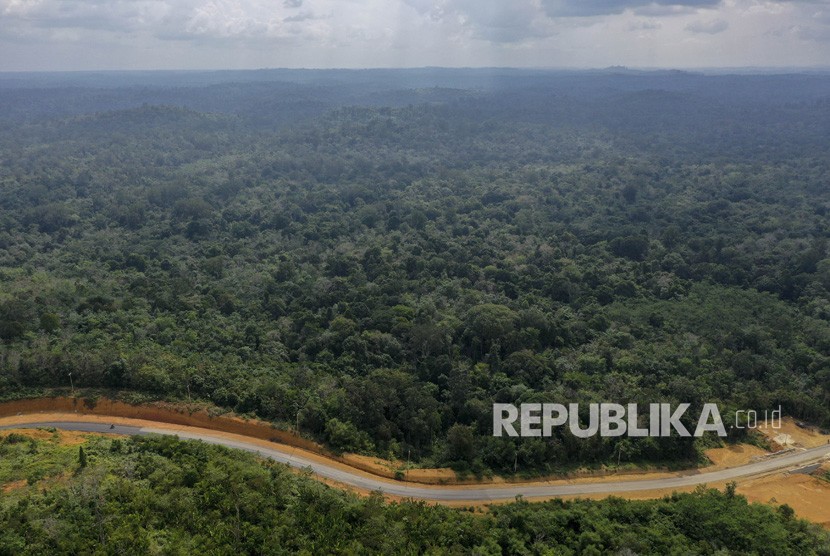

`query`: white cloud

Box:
[1,0,170,33]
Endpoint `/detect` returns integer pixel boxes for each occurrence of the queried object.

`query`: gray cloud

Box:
[1,0,828,70]
[401,0,720,43]
[762,0,830,42]
[283,12,322,23]
[541,0,721,18]
[633,4,701,16]
[798,25,830,42]
[0,0,332,45]
[685,18,728,34]
[629,19,662,30]
[401,0,435,16]
[424,0,553,43]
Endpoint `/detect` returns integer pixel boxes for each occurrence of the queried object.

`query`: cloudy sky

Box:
[1,0,828,71]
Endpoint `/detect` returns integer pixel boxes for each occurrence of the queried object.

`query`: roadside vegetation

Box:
[1,430,828,555]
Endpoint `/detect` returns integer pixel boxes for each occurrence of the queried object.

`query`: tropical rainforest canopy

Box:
[0,69,829,475]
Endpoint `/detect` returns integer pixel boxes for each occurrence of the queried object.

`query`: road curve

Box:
[3,419,830,502]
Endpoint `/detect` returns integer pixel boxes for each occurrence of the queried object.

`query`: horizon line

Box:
[2,65,830,76]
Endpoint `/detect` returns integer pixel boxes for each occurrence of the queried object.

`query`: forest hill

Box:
[493,403,730,438]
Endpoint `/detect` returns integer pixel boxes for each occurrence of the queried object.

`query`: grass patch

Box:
[0,431,99,489]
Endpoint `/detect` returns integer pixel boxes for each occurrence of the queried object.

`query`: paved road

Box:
[4,419,830,502]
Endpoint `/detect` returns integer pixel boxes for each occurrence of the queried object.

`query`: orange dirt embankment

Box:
[0,397,693,486]
[0,397,320,450]
[0,397,413,479]
[0,397,470,484]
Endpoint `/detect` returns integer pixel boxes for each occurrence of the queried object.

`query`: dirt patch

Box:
[403,467,462,483]
[487,469,830,530]
[738,472,830,528]
[704,444,769,468]
[758,417,830,450]
[340,454,400,475]
[0,427,90,446]
[2,479,27,493]
[333,454,464,484]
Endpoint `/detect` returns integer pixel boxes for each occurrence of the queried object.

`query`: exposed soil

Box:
[1,479,26,493]
[703,444,769,468]
[0,427,90,446]
[758,417,830,449]
[738,471,830,528]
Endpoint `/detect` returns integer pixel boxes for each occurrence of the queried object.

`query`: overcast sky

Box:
[1,0,828,71]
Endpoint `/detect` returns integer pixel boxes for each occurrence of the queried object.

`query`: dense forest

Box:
[1,429,828,555]
[1,69,829,475]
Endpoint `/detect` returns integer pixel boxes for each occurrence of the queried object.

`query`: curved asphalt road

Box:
[3,420,830,502]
